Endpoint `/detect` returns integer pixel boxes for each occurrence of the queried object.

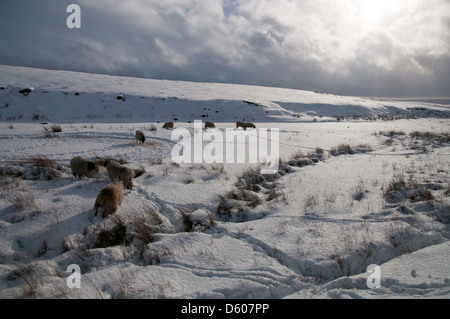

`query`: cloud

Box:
[0,0,449,97]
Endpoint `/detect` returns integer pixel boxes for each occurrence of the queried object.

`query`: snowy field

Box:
[0,65,449,299]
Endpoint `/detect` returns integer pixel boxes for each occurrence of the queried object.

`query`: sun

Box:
[355,0,405,25]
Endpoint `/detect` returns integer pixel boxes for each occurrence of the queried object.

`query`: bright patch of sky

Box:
[0,0,449,97]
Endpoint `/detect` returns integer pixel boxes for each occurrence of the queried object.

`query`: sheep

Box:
[245,122,256,129]
[236,121,247,130]
[94,180,124,218]
[70,156,96,178]
[162,122,174,129]
[20,88,32,96]
[104,159,134,190]
[204,121,215,129]
[135,130,146,145]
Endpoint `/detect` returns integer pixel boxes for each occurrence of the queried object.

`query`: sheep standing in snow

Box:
[104,159,134,190]
[163,122,174,129]
[204,121,215,130]
[94,180,124,218]
[135,130,146,145]
[70,156,96,178]
[236,121,247,130]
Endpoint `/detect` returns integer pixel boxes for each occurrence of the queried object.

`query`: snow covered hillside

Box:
[0,65,449,299]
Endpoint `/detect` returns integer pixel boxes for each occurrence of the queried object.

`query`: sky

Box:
[0,0,449,97]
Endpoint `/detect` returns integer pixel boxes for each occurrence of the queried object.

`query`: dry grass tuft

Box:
[94,216,129,248]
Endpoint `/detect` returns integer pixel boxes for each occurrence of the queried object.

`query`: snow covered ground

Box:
[0,65,449,299]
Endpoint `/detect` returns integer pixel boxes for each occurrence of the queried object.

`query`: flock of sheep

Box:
[139,120,257,146]
[70,156,134,218]
[69,120,256,218]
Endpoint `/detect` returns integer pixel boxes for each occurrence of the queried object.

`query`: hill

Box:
[0,65,449,300]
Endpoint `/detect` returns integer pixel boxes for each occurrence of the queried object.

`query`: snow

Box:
[0,65,449,299]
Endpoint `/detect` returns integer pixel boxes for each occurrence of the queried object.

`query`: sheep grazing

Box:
[20,88,32,96]
[94,180,124,218]
[104,159,134,190]
[245,122,256,129]
[236,121,247,130]
[70,156,96,178]
[162,122,174,130]
[135,130,146,145]
[204,121,215,129]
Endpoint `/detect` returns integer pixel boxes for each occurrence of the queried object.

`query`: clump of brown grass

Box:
[94,216,129,248]
[383,173,434,203]
[383,174,407,197]
[304,194,319,213]
[445,184,450,197]
[28,156,59,169]
[12,190,39,212]
[330,144,355,156]
[43,124,62,137]
[26,156,63,181]
[178,209,194,232]
[10,261,40,298]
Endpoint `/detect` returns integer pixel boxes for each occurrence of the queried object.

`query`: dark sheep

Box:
[20,88,32,96]
[70,156,96,178]
[236,121,247,130]
[163,122,174,129]
[204,121,215,129]
[135,130,146,145]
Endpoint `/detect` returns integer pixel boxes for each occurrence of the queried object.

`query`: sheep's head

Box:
[125,180,133,190]
[88,161,96,171]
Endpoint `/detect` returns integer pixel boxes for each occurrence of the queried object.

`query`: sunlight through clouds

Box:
[352,0,406,25]
[0,0,449,97]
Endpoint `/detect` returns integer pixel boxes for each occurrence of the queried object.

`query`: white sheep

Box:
[70,156,96,178]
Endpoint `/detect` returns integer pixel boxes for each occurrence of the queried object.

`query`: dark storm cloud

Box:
[0,0,449,97]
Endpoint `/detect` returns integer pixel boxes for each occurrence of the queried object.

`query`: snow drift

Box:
[0,65,449,299]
